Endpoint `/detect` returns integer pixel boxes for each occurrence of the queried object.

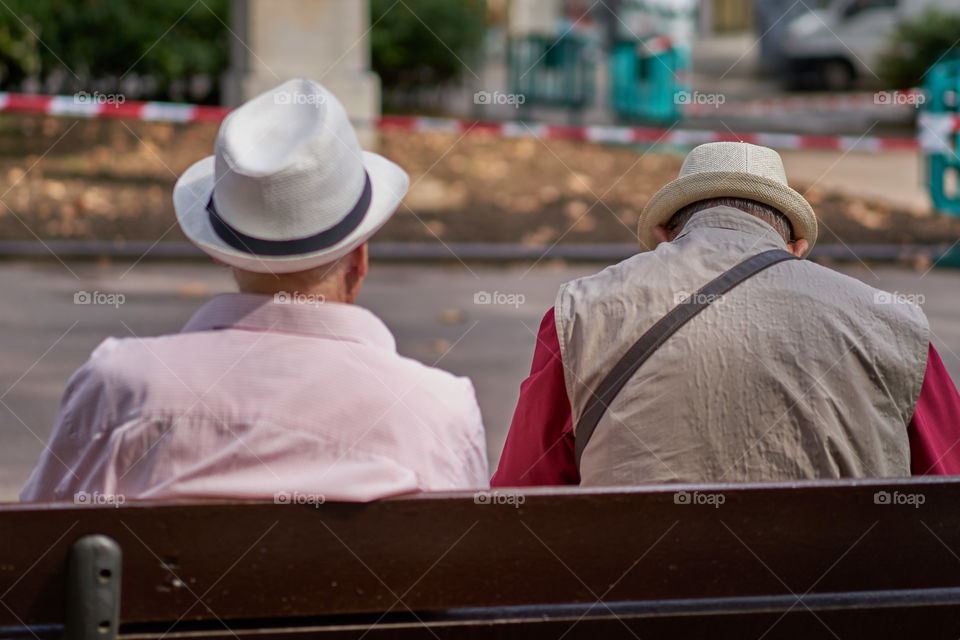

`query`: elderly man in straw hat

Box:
[493,142,960,487]
[22,79,488,503]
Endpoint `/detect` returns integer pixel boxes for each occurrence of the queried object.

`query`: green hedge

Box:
[0,0,228,102]
[371,0,487,92]
[879,9,960,90]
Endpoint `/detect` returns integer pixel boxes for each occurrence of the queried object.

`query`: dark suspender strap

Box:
[574,249,798,469]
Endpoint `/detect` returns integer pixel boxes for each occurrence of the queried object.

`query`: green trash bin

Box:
[609,36,686,123]
[924,59,960,216]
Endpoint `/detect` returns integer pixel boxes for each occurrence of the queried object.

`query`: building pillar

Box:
[223,0,380,146]
[508,0,563,34]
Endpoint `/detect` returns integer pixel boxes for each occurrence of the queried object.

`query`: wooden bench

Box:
[3,478,960,639]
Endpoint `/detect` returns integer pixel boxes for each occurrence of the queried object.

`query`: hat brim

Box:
[173,151,409,274]
[638,171,818,258]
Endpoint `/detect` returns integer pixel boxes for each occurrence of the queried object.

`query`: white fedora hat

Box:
[638,142,817,257]
[174,78,409,274]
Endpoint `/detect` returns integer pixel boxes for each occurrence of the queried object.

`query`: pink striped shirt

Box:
[21,294,489,503]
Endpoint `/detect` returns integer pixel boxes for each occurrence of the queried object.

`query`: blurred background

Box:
[1,0,960,499]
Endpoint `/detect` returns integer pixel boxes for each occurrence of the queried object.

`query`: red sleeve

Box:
[909,343,960,475]
[491,307,579,487]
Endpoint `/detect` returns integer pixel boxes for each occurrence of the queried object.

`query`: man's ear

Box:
[351,243,369,278]
[653,225,678,243]
[340,243,369,304]
[787,238,809,258]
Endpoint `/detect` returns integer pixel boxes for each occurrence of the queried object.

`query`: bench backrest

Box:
[3,478,960,638]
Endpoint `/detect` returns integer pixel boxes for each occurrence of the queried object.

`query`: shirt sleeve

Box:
[19,351,114,502]
[908,343,960,475]
[491,307,579,487]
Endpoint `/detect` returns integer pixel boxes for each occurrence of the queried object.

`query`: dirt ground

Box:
[1,114,959,246]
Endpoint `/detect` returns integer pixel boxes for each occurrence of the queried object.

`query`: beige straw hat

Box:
[638,142,817,257]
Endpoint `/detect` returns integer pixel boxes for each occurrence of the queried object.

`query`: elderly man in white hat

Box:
[493,142,960,487]
[22,79,488,502]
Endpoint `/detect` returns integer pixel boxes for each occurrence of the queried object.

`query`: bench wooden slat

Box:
[2,478,960,633]
[118,605,960,640]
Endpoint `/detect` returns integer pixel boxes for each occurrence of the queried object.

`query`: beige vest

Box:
[556,207,929,486]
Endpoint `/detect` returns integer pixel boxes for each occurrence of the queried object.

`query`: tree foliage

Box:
[370,0,487,92]
[878,9,960,90]
[0,0,229,102]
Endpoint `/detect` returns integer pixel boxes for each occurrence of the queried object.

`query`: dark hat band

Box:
[206,171,371,256]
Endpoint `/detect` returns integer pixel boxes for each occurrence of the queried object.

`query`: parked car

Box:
[780,0,960,90]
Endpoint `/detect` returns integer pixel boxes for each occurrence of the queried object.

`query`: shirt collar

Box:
[181,293,397,350]
[675,205,789,251]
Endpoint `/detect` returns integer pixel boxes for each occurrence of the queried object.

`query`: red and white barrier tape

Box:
[640,35,673,56]
[379,115,920,152]
[0,91,934,153]
[917,112,960,153]
[0,92,230,122]
[682,89,927,117]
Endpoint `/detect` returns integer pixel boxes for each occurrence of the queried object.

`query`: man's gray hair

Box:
[665,197,795,242]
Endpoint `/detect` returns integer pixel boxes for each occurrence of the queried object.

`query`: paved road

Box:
[778,150,929,215]
[3,259,959,501]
